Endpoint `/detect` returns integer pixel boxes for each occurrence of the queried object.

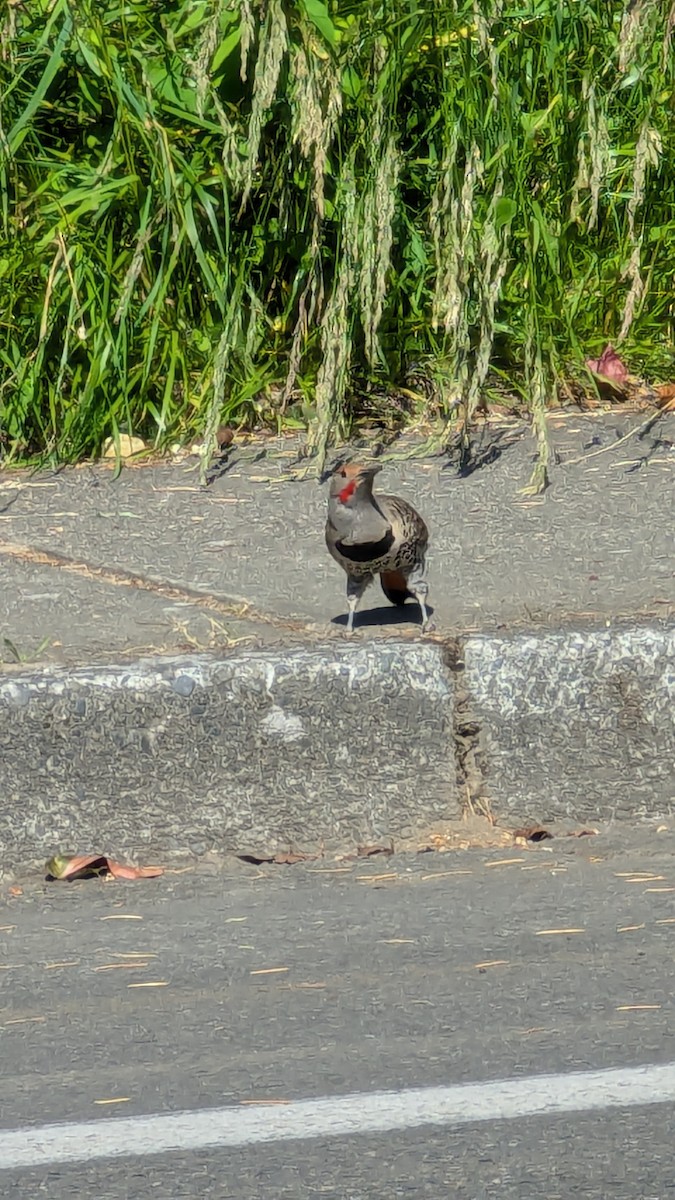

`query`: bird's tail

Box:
[380,569,412,607]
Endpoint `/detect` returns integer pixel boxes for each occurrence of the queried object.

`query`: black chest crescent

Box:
[334,529,395,563]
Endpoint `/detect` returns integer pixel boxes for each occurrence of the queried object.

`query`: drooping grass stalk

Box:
[0,0,673,485]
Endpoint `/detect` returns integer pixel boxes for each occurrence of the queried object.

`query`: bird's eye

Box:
[340,469,346,478]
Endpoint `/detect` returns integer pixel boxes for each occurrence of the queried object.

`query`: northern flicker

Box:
[325,462,431,633]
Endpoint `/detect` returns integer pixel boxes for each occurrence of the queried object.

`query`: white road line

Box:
[2,1062,675,1171]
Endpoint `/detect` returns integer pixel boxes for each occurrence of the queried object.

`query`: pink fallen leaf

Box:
[585,344,628,385]
[45,854,163,882]
[107,861,164,880]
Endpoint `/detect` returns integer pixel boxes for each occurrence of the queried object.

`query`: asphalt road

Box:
[2,831,675,1196]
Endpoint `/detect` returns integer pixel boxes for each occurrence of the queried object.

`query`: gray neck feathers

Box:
[328,490,390,545]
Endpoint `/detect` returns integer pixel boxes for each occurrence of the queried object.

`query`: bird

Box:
[325,461,431,633]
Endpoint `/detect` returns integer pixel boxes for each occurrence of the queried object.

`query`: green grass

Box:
[1,0,674,482]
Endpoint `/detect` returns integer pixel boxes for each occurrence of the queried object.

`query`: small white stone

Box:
[260,706,306,743]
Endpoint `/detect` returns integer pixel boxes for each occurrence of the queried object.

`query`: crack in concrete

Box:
[440,638,491,818]
[0,539,465,654]
[0,540,314,636]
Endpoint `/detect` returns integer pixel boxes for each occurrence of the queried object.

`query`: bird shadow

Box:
[624,422,674,473]
[331,601,434,629]
[442,425,525,477]
[0,490,20,515]
[202,447,266,486]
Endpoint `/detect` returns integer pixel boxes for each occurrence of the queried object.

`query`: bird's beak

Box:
[360,463,383,480]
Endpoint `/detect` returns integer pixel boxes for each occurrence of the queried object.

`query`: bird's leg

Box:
[345,575,370,633]
[407,564,432,631]
[414,591,431,630]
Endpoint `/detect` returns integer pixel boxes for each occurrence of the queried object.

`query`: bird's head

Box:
[328,461,382,506]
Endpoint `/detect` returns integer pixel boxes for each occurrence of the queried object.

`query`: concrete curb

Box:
[462,625,675,823]
[0,643,458,870]
[0,625,673,870]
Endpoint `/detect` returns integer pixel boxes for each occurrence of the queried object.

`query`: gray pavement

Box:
[5,1112,671,1199]
[0,410,673,852]
[2,830,675,1195]
[0,415,673,1199]
[0,411,673,665]
[0,555,285,665]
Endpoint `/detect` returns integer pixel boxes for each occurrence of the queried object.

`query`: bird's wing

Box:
[378,494,429,546]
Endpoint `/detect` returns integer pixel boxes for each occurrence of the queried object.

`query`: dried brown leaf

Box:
[236,849,316,866]
[357,843,395,858]
[108,862,164,880]
[343,842,395,861]
[512,826,553,843]
[216,425,235,449]
[656,383,675,410]
[272,851,316,865]
[45,854,163,881]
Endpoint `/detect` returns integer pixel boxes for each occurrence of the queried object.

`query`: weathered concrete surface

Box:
[0,643,458,871]
[0,413,673,856]
[0,555,290,666]
[1,411,673,656]
[1,621,673,868]
[463,625,675,822]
